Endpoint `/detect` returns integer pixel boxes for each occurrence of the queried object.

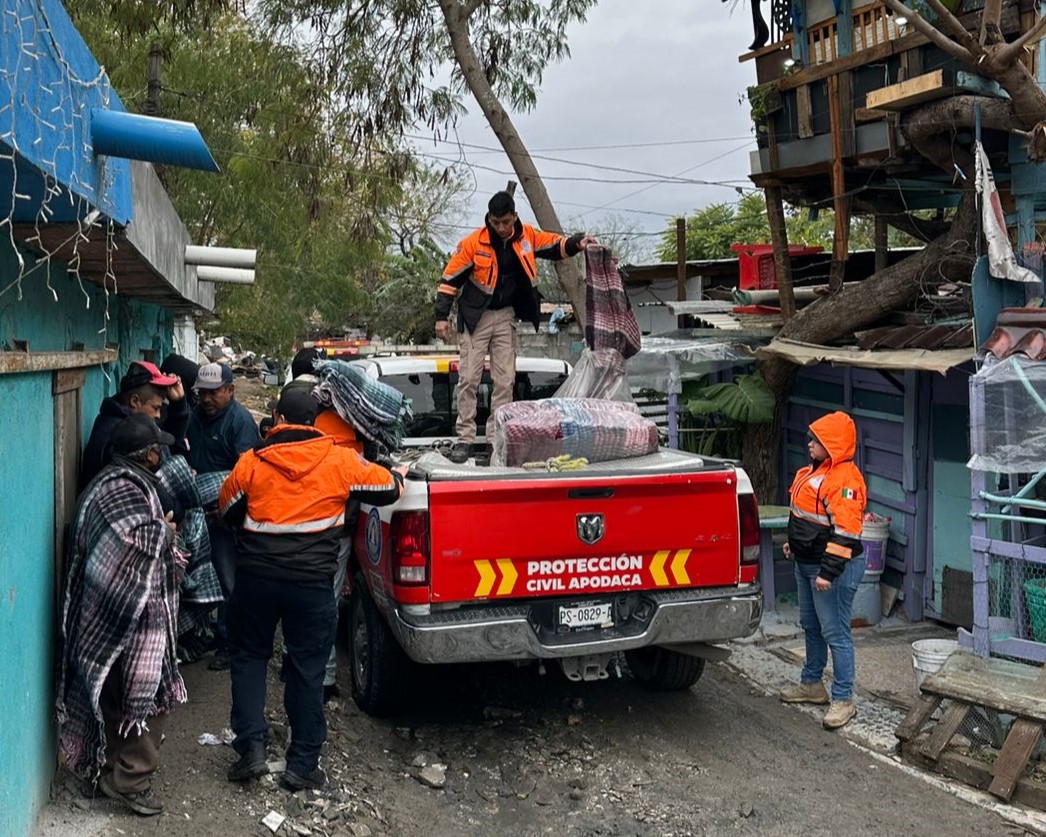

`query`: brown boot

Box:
[779,681,829,705]
[823,700,857,730]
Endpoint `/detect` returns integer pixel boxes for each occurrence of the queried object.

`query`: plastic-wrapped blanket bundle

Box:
[491,398,659,467]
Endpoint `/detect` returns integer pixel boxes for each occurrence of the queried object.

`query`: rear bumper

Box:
[386,585,762,664]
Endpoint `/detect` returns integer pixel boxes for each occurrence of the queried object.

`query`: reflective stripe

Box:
[244,511,344,534]
[437,282,456,295]
[350,481,394,491]
[833,527,862,539]
[220,489,244,516]
[825,542,852,559]
[789,505,831,525]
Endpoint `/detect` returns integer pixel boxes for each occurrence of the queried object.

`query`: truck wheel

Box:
[624,647,705,691]
[348,575,409,716]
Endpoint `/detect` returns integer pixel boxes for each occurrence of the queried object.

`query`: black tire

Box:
[624,646,705,691]
[348,574,411,716]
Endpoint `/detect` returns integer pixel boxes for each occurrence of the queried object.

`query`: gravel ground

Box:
[37,639,1033,837]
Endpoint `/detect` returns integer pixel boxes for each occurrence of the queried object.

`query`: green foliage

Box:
[257,0,598,143]
[68,4,473,356]
[687,373,775,424]
[362,238,447,344]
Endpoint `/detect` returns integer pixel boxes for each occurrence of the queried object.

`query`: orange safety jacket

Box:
[435,219,582,334]
[218,425,401,582]
[314,409,363,454]
[787,411,867,581]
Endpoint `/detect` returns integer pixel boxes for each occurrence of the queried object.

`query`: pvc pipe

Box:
[91,109,219,173]
[185,245,257,268]
[196,266,255,284]
[979,491,1046,511]
[969,512,1046,526]
[1002,469,1046,514]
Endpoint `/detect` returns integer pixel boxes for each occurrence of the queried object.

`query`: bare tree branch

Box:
[880,0,973,61]
[461,0,484,20]
[920,0,980,47]
[997,15,1046,64]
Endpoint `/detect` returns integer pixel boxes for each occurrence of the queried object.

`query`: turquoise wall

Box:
[0,245,172,836]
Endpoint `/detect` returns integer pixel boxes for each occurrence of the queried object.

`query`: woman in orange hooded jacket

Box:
[780,411,867,730]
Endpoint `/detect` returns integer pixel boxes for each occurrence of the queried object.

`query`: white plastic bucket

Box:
[911,639,960,691]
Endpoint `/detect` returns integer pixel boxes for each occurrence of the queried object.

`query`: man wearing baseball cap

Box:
[57,415,186,817]
[186,362,261,671]
[81,360,188,488]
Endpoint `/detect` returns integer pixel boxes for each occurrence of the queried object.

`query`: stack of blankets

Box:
[314,360,412,453]
[491,398,658,467]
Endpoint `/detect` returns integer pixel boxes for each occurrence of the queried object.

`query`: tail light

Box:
[390,511,430,585]
[738,494,760,582]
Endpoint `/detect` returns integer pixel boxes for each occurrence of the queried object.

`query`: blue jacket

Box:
[186,399,260,473]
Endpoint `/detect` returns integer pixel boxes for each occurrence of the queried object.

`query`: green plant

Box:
[687,373,776,424]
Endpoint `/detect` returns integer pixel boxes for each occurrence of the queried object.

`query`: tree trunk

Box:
[438,0,588,327]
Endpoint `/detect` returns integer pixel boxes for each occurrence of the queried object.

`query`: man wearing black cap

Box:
[435,191,595,463]
[218,387,404,791]
[81,360,188,488]
[57,415,186,817]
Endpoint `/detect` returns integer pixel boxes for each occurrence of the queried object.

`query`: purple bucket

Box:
[860,518,891,574]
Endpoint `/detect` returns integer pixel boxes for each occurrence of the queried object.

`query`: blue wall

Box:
[0,244,171,836]
[0,0,131,224]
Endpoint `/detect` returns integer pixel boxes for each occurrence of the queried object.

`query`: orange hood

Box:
[809,411,856,465]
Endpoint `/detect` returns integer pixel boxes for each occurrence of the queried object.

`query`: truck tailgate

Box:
[427,471,740,603]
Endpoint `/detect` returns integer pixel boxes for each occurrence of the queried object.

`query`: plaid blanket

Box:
[156,458,223,639]
[56,464,187,778]
[585,246,641,359]
[314,360,412,453]
[491,398,658,466]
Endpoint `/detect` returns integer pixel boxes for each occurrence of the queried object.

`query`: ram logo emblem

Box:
[576,513,605,545]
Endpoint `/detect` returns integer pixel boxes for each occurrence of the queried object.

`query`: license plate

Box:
[558,602,613,629]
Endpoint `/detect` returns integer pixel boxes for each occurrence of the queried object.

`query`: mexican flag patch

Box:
[841,488,857,499]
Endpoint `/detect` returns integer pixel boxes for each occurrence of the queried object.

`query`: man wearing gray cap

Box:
[57,415,186,817]
[187,362,261,670]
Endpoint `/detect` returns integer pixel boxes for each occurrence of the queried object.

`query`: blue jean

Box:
[794,556,866,701]
[228,572,337,775]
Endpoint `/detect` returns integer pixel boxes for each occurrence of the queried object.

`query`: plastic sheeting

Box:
[969,356,1046,473]
[625,336,756,394]
[555,348,633,402]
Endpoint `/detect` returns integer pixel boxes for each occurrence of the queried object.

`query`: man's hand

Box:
[166,375,185,402]
[782,542,792,559]
[163,510,177,536]
[435,320,450,341]
[814,576,832,592]
[393,464,410,478]
[579,235,598,248]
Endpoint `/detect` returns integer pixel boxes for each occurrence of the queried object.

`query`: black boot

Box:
[227,742,269,782]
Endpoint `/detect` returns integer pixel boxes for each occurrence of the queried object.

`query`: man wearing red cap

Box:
[81,361,188,488]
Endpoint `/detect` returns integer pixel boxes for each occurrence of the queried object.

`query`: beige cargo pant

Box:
[455,307,516,444]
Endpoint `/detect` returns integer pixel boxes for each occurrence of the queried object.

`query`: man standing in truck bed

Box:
[435,191,594,463]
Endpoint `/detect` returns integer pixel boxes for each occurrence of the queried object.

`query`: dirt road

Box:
[40,650,1024,837]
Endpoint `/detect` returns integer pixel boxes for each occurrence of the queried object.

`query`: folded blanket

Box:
[313,360,413,453]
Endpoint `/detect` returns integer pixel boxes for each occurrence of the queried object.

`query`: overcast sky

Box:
[412,1,760,258]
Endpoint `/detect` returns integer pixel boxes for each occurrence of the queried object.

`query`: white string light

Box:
[1,0,118,339]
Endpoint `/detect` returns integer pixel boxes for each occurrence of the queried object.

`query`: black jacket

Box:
[81,396,189,489]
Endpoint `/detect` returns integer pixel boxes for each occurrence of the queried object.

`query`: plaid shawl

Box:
[56,463,187,778]
[314,360,412,453]
[585,246,641,359]
[156,458,223,634]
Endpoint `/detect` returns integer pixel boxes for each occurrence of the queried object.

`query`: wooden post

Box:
[827,74,851,291]
[145,42,162,116]
[765,186,796,320]
[874,215,888,273]
[676,217,687,329]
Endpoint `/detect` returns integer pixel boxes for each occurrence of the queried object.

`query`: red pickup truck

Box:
[343,356,763,715]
